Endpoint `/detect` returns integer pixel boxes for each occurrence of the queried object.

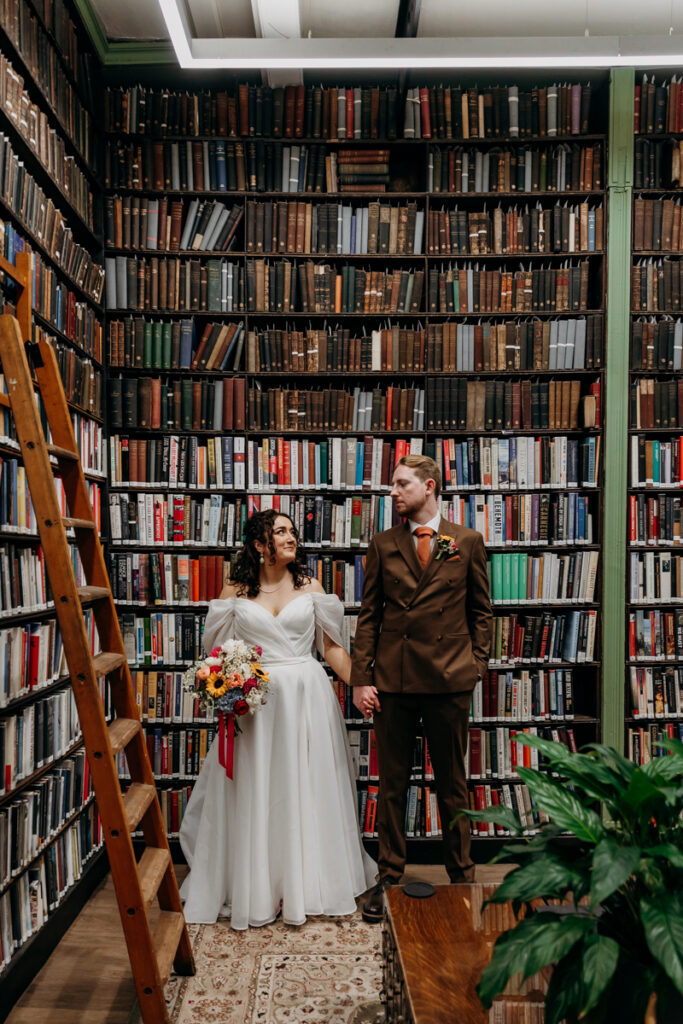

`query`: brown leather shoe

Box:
[361,877,398,923]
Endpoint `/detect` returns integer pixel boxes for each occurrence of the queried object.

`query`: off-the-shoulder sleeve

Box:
[202,599,236,654]
[312,593,346,657]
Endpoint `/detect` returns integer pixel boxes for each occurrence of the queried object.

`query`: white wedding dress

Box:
[179,591,376,928]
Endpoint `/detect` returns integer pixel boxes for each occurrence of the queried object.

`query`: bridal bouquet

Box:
[183,640,269,779]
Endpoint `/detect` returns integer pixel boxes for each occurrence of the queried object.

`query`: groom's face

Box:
[390,466,430,518]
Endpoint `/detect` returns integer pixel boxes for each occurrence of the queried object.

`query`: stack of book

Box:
[333,149,391,193]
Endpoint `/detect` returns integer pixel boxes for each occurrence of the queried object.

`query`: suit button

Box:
[402,632,409,640]
[393,578,399,584]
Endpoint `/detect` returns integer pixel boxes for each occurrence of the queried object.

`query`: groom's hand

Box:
[353,685,381,718]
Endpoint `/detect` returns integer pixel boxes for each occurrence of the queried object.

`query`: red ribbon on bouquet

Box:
[217,711,235,780]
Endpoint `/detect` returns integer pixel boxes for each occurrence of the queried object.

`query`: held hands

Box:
[352,685,381,719]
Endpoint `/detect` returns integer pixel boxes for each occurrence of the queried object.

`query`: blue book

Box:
[215,141,227,191]
[350,214,357,254]
[319,440,328,487]
[355,441,363,488]
[298,145,307,191]
[179,319,194,368]
[354,554,365,604]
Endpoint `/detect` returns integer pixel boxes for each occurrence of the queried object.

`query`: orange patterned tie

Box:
[414,526,435,568]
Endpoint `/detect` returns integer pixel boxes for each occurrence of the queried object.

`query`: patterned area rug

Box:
[164,907,384,1024]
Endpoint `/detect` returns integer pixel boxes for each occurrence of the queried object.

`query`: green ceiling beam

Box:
[72,0,176,66]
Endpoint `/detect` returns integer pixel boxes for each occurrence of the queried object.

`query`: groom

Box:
[351,454,492,922]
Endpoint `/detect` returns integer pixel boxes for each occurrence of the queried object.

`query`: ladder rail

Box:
[0,315,194,1021]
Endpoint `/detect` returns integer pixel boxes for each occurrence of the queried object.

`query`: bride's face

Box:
[264,515,298,566]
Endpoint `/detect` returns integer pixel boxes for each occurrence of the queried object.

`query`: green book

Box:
[510,550,519,603]
[452,276,460,313]
[162,321,173,369]
[152,321,163,368]
[518,552,528,602]
[491,552,503,602]
[181,379,193,431]
[143,320,153,367]
[502,553,512,604]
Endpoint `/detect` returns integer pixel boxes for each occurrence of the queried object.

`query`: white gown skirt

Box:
[179,655,376,928]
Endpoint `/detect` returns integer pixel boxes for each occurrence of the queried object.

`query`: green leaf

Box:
[642,753,683,783]
[451,803,522,834]
[579,934,620,1016]
[543,952,587,1024]
[620,770,667,815]
[590,837,641,908]
[582,743,637,783]
[643,843,683,870]
[515,735,629,802]
[515,766,604,843]
[477,913,592,1008]
[641,896,683,995]
[491,855,587,906]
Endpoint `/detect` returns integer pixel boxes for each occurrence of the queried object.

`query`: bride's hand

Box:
[352,685,381,719]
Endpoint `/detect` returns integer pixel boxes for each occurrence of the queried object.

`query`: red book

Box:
[345,91,354,140]
[222,377,234,431]
[233,377,246,430]
[419,88,432,138]
[191,559,200,603]
[28,629,40,689]
[198,556,208,602]
[170,790,179,835]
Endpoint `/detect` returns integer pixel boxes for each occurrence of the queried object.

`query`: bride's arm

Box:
[306,578,352,686]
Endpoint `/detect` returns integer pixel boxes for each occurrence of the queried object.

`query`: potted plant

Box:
[458,735,683,1023]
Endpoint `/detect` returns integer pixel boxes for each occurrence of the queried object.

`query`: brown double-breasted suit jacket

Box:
[350,518,492,694]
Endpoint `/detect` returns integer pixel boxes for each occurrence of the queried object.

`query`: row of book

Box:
[488,610,598,666]
[426,202,604,256]
[108,375,246,432]
[635,75,683,135]
[0,0,95,165]
[487,550,599,604]
[0,750,93,886]
[105,82,594,141]
[631,437,683,488]
[43,335,101,418]
[245,260,425,314]
[117,726,215,781]
[243,199,424,256]
[0,687,80,796]
[467,724,577,780]
[121,614,206,669]
[30,250,102,361]
[428,261,591,313]
[631,377,683,428]
[0,51,93,226]
[628,608,683,659]
[247,384,425,433]
[428,142,603,195]
[104,255,244,314]
[631,318,683,371]
[425,378,597,431]
[628,723,683,766]
[0,133,103,301]
[629,667,683,719]
[104,196,243,254]
[107,139,341,195]
[0,545,50,617]
[104,433,601,493]
[0,806,102,969]
[633,138,683,190]
[404,83,593,141]
[109,552,226,606]
[0,454,102,535]
[107,318,241,373]
[472,668,578,723]
[631,257,683,312]
[633,198,683,251]
[133,670,214,723]
[0,613,97,710]
[630,551,683,603]
[630,493,683,546]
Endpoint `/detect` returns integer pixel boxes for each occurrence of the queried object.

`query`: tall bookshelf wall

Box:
[102,77,607,847]
[627,74,683,763]
[0,0,106,1003]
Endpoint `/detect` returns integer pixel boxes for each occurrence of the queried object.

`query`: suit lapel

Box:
[407,518,456,604]
[395,521,424,580]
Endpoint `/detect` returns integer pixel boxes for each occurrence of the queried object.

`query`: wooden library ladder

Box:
[0,302,195,1023]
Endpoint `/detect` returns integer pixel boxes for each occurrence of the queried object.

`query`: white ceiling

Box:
[89,0,683,47]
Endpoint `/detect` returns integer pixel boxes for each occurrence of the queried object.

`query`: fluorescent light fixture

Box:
[158,0,683,69]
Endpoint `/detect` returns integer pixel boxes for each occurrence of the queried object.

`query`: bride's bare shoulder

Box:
[218,579,241,600]
[301,576,325,595]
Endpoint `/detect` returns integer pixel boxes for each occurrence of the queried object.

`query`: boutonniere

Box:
[435,534,460,561]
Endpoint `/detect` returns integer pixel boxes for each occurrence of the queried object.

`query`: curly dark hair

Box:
[230,509,312,598]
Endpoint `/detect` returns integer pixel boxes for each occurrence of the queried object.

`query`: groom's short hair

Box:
[397,454,442,499]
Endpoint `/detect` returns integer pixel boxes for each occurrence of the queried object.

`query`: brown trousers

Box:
[372,690,474,882]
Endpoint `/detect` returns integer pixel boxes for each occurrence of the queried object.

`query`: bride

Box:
[179,509,377,928]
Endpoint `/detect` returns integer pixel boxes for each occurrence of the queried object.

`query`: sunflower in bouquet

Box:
[184,639,269,778]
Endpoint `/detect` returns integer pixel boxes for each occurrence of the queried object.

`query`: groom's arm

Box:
[466,532,493,676]
[350,535,384,687]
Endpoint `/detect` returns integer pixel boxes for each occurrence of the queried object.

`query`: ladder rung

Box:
[123,783,156,832]
[0,394,9,409]
[77,585,110,605]
[108,717,141,757]
[154,911,186,985]
[92,651,127,676]
[138,847,172,905]
[47,443,79,462]
[63,516,96,530]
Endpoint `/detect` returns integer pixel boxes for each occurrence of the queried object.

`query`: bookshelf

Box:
[0,0,107,1009]
[102,77,607,846]
[627,73,683,765]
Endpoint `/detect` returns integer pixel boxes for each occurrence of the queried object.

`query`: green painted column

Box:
[602,68,634,752]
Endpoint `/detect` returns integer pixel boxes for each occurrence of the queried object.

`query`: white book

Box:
[414,209,424,254]
[115,256,128,309]
[201,204,227,251]
[557,320,568,370]
[288,145,300,192]
[508,86,519,137]
[146,199,159,250]
[353,88,361,139]
[336,204,343,254]
[337,87,346,138]
[675,321,683,371]
[233,437,245,489]
[212,379,223,429]
[547,84,558,136]
[566,319,576,370]
[179,198,200,250]
[403,87,415,138]
[171,143,180,190]
[281,146,290,193]
[361,206,369,254]
[524,151,532,192]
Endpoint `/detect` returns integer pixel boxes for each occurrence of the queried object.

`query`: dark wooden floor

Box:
[6,863,506,1024]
